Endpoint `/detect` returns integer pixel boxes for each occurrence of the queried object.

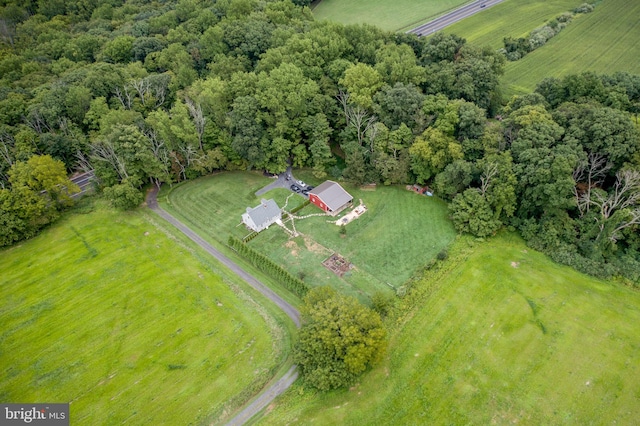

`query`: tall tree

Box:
[295,287,387,391]
[339,63,384,109]
[410,127,463,184]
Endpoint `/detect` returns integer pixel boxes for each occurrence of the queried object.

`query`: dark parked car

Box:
[305,185,314,191]
[290,184,301,192]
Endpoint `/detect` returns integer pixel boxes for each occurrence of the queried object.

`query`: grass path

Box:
[257,233,640,425]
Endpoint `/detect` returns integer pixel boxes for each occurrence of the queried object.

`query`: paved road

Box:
[408,0,503,36]
[70,170,96,198]
[146,186,301,425]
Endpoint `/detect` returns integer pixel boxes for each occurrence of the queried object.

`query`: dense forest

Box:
[0,0,639,283]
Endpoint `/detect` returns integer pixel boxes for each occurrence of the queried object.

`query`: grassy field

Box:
[162,171,456,302]
[502,0,640,94]
[444,0,584,49]
[312,0,469,32]
[0,200,286,425]
[256,233,640,425]
[444,0,640,95]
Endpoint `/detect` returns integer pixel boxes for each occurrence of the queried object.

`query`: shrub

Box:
[371,291,393,317]
[574,3,595,14]
[103,181,143,210]
[437,249,449,261]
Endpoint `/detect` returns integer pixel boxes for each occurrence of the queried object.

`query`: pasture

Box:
[257,233,640,425]
[312,0,468,32]
[0,200,285,425]
[162,171,456,302]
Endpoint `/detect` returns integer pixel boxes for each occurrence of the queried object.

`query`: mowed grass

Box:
[444,0,583,49]
[257,233,640,425]
[502,0,640,94]
[163,171,455,301]
[0,201,284,425]
[312,0,469,32]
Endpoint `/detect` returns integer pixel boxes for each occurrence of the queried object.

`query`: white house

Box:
[242,199,281,232]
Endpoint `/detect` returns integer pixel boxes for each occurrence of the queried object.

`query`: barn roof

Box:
[309,181,352,210]
[245,199,281,228]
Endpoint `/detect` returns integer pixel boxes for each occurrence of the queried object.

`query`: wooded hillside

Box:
[1,0,639,283]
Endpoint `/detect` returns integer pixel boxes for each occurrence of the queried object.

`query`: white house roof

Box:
[309,181,352,211]
[245,199,280,228]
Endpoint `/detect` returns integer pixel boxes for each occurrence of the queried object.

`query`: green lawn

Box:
[257,233,640,425]
[162,171,456,302]
[0,200,286,425]
[444,0,640,95]
[312,0,469,32]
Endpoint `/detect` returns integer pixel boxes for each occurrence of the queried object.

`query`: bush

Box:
[437,249,449,261]
[103,181,143,210]
[557,12,573,23]
[371,291,393,317]
[574,3,595,14]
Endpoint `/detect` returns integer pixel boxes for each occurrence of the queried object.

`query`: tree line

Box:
[1,0,639,285]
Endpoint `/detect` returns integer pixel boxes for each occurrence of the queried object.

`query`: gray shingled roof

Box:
[309,181,352,211]
[246,199,281,228]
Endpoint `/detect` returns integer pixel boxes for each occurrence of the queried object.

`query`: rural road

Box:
[408,0,503,36]
[70,170,96,198]
[146,186,301,425]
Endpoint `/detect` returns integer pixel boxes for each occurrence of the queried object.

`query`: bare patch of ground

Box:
[303,236,331,255]
[285,240,298,257]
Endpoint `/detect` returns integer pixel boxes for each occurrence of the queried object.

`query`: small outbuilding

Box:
[242,199,281,232]
[309,181,353,216]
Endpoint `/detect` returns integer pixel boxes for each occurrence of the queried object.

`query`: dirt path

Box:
[146,186,300,424]
[225,365,299,426]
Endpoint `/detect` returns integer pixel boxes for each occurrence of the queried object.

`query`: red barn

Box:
[308,181,353,216]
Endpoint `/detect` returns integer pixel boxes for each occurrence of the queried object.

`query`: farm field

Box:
[501,0,640,94]
[0,200,285,425]
[162,171,456,302]
[257,233,640,425]
[444,0,584,49]
[444,0,640,95]
[312,0,468,32]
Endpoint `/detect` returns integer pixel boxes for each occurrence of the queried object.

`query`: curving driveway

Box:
[146,185,300,425]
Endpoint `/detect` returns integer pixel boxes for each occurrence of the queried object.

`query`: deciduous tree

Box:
[294,287,387,391]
